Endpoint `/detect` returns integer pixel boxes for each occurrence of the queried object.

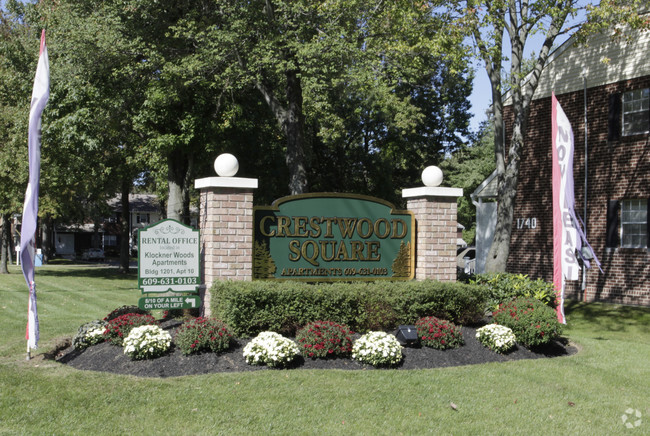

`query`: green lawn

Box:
[1,265,649,435]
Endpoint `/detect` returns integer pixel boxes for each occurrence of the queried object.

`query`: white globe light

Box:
[422,166,443,187]
[214,153,239,177]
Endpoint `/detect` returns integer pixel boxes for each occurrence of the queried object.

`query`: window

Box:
[621,200,648,248]
[136,213,150,224]
[622,88,649,136]
[104,235,117,246]
[608,89,650,140]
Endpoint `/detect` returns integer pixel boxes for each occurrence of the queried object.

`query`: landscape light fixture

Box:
[395,325,419,346]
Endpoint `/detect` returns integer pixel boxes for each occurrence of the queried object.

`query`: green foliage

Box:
[352,331,403,367]
[415,316,464,350]
[295,321,354,359]
[211,280,487,337]
[471,273,556,311]
[72,319,107,350]
[123,325,171,360]
[493,297,563,348]
[173,317,234,356]
[103,313,157,346]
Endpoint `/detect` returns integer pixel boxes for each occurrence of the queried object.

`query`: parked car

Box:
[81,248,105,262]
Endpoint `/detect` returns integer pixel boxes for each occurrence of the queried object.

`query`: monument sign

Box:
[253,193,415,281]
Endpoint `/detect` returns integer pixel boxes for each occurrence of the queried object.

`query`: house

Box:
[54,193,163,258]
[474,22,649,306]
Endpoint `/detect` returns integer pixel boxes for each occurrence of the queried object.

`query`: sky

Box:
[468,61,492,133]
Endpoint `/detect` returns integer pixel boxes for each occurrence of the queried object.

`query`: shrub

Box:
[72,320,107,350]
[104,305,150,322]
[352,331,403,367]
[475,324,516,353]
[493,297,563,348]
[211,280,487,337]
[103,313,157,346]
[243,332,300,368]
[295,321,354,359]
[415,316,464,350]
[162,309,185,320]
[471,273,556,311]
[174,317,234,355]
[123,325,172,360]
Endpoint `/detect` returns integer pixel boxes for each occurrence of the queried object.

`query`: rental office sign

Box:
[138,219,200,294]
[253,193,415,281]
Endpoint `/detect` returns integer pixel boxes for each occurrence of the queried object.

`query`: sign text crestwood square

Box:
[254,193,415,281]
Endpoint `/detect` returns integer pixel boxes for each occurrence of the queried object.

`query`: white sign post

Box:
[138,219,200,294]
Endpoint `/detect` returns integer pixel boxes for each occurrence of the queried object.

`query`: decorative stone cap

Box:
[194,177,258,190]
[402,186,463,198]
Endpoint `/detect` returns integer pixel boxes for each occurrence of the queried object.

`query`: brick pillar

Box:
[402,186,463,281]
[195,176,258,316]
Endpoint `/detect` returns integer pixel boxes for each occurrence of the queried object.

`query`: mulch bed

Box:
[55,320,578,378]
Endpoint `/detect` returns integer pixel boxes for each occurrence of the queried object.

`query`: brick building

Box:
[474,23,649,306]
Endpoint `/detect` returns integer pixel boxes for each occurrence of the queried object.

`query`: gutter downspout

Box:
[582,77,588,298]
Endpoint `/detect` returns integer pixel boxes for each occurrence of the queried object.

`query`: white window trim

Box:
[620,199,648,249]
[621,88,650,136]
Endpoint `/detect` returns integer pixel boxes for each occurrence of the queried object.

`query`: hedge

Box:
[210,280,487,337]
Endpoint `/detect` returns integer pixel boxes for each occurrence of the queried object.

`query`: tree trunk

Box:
[41,214,52,264]
[119,176,131,273]
[254,70,309,195]
[486,111,526,272]
[0,214,9,274]
[284,69,308,195]
[167,150,191,225]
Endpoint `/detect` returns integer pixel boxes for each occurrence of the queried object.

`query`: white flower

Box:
[123,325,171,360]
[476,324,516,353]
[352,331,403,367]
[243,332,300,367]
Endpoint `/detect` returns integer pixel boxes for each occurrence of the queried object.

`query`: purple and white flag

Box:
[552,93,601,324]
[21,30,49,350]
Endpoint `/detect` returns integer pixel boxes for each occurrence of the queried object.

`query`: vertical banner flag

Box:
[551,93,601,324]
[20,30,50,350]
[552,93,579,324]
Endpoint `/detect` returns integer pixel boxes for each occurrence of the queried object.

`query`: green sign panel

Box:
[138,219,200,293]
[253,193,414,281]
[138,295,201,310]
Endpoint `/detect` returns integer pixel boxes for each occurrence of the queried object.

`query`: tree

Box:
[215,0,469,196]
[440,120,495,245]
[38,0,153,271]
[0,1,37,273]
[460,0,649,272]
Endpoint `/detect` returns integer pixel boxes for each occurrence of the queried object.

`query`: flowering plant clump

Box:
[243,332,300,368]
[352,331,403,367]
[72,320,107,350]
[103,313,158,346]
[174,317,234,355]
[476,324,516,353]
[295,321,354,359]
[493,297,562,348]
[104,305,149,322]
[123,325,172,360]
[415,316,464,350]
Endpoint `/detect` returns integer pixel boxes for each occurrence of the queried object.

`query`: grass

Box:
[1,265,649,435]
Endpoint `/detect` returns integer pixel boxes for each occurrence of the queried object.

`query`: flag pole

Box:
[21,29,50,359]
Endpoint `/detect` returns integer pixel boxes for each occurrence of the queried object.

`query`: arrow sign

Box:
[138,295,202,311]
